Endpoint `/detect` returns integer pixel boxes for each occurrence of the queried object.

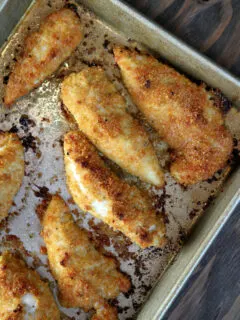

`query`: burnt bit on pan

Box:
[9,125,19,133]
[233,137,239,148]
[103,39,110,50]
[87,47,96,55]
[21,133,42,158]
[110,298,131,315]
[206,169,223,183]
[3,75,9,85]
[0,215,9,230]
[81,59,103,68]
[58,137,64,147]
[19,114,36,132]
[154,187,170,224]
[33,185,51,200]
[103,39,113,54]
[123,284,136,299]
[64,2,80,18]
[211,88,232,114]
[189,209,199,220]
[178,229,188,245]
[230,148,240,168]
[41,117,50,123]
[229,138,240,167]
[21,133,37,152]
[202,195,215,212]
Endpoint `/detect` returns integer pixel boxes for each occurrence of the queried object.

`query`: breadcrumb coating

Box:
[42,195,130,319]
[0,251,60,320]
[61,67,164,187]
[0,132,24,222]
[5,8,83,105]
[64,131,166,248]
[114,46,233,185]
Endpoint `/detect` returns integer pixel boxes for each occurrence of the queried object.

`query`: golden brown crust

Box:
[114,46,233,185]
[0,132,24,222]
[0,251,60,320]
[42,195,129,319]
[61,67,164,187]
[64,131,166,248]
[4,8,83,105]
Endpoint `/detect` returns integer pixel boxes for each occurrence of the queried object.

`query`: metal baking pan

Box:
[0,0,239,319]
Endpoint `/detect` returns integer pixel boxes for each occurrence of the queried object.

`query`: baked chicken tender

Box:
[64,131,166,248]
[0,251,60,320]
[0,132,24,222]
[42,195,130,320]
[4,8,83,105]
[114,47,233,185]
[61,67,164,187]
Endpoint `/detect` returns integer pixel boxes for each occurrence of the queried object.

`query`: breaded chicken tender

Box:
[0,251,60,320]
[42,195,130,320]
[114,47,233,185]
[0,132,24,222]
[64,131,166,248]
[4,8,83,105]
[61,67,164,187]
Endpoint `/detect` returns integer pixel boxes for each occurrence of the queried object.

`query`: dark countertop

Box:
[125,0,240,77]
[164,203,240,320]
[124,0,240,319]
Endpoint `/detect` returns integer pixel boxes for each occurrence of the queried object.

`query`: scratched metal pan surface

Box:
[0,0,239,319]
